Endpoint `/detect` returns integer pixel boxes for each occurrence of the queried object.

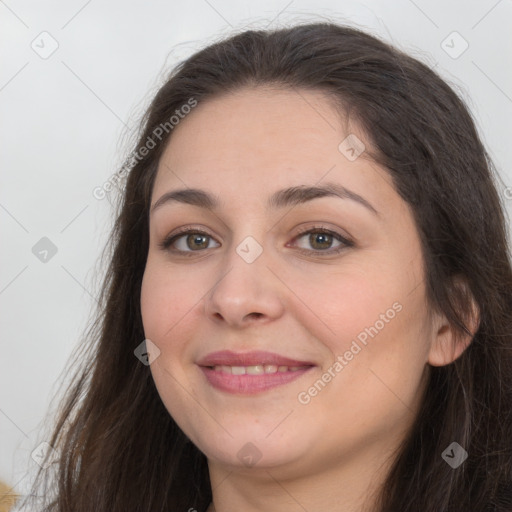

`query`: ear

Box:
[428,276,480,367]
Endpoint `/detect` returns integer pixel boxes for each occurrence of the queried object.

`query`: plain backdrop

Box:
[1,0,511,499]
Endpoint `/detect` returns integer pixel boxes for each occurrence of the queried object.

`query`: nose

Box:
[204,239,285,328]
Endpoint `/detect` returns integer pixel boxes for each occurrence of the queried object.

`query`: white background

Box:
[1,0,511,499]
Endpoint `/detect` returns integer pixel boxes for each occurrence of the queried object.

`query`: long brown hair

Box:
[18,22,512,512]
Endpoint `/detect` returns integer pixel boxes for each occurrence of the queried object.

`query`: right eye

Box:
[159,228,221,255]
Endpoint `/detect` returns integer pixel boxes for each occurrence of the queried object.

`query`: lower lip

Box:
[199,366,313,394]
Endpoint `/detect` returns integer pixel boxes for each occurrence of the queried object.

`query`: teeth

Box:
[231,366,246,375]
[212,365,308,374]
[246,365,264,375]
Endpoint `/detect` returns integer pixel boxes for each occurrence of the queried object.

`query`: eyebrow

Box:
[150,181,379,216]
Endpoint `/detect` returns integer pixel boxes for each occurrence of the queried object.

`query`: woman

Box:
[19,22,512,512]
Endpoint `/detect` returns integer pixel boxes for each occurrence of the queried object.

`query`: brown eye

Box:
[184,233,210,250]
[291,227,353,256]
[307,232,334,250]
[160,229,220,253]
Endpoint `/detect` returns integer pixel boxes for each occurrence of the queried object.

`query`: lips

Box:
[197,350,315,394]
[197,350,314,367]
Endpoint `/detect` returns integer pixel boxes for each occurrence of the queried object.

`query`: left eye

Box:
[292,229,352,253]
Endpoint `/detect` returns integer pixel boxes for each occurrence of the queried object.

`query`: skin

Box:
[140,87,469,512]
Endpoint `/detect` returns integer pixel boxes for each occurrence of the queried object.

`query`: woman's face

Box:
[140,87,440,477]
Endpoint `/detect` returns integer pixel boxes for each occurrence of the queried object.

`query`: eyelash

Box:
[158,225,354,257]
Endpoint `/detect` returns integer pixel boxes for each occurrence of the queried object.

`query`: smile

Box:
[197,350,315,394]
[211,365,309,375]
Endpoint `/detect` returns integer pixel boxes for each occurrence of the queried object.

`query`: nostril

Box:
[211,311,264,322]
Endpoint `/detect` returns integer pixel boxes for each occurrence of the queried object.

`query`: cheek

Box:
[140,259,201,343]
[295,259,430,390]
[140,262,204,428]
[140,259,214,397]
[288,264,395,355]
[295,277,429,444]
[140,267,171,341]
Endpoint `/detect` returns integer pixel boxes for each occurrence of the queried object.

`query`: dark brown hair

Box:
[18,22,512,512]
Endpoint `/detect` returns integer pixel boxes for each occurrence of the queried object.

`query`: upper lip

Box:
[197,350,315,367]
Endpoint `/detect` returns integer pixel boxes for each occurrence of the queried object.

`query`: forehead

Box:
[153,86,394,208]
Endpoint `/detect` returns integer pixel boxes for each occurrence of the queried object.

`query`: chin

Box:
[187,422,312,471]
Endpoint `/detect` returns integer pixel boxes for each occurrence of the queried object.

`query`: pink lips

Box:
[197,350,315,394]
